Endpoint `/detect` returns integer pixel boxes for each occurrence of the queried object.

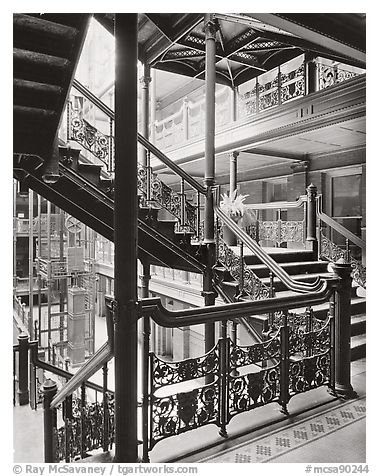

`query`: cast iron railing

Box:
[316,197,366,288]
[13,333,115,462]
[139,277,336,459]
[214,190,322,295]
[243,195,307,247]
[153,55,364,148]
[63,79,206,238]
[16,267,359,462]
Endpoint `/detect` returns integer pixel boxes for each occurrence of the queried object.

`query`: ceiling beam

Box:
[248,13,366,66]
[144,14,203,64]
[242,147,307,162]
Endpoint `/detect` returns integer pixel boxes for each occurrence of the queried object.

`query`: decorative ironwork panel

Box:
[351,257,366,289]
[289,318,331,358]
[320,231,349,262]
[320,232,366,288]
[258,221,279,242]
[229,332,281,370]
[150,381,219,448]
[185,201,197,232]
[137,164,197,232]
[228,364,281,420]
[55,393,115,462]
[217,237,270,300]
[150,344,219,391]
[238,87,257,118]
[137,163,148,197]
[244,223,258,241]
[288,353,330,396]
[317,63,360,90]
[69,110,110,167]
[258,75,279,111]
[279,220,304,244]
[281,63,305,103]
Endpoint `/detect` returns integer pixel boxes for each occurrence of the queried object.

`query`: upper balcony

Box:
[152,55,365,171]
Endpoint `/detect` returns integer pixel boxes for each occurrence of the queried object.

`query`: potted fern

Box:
[220,189,249,245]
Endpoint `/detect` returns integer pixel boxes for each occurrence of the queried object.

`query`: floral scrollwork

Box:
[69,112,110,168]
[228,364,281,418]
[150,382,219,447]
[151,344,219,391]
[217,237,270,301]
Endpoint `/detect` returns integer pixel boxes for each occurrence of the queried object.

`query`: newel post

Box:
[17,332,30,405]
[42,379,58,463]
[331,260,356,398]
[306,183,318,255]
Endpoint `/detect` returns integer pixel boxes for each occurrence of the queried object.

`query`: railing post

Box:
[218,321,228,438]
[279,311,289,415]
[331,260,356,398]
[180,178,186,229]
[17,332,30,405]
[42,379,58,463]
[306,183,318,255]
[183,97,189,140]
[305,52,318,95]
[64,395,73,462]
[80,383,86,459]
[102,364,109,453]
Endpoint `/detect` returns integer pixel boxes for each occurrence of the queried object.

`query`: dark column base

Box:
[329,383,357,400]
[18,388,29,406]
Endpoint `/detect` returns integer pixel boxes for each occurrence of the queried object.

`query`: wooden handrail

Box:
[139,280,335,327]
[316,197,365,249]
[50,342,113,408]
[245,195,307,210]
[71,79,206,195]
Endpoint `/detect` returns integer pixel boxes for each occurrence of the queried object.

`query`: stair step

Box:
[14,14,78,39]
[14,78,63,109]
[260,272,331,292]
[245,260,329,279]
[14,47,71,86]
[14,15,79,58]
[351,334,366,361]
[351,314,366,337]
[228,247,315,265]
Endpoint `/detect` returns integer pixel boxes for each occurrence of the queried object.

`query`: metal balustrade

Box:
[316,196,366,289]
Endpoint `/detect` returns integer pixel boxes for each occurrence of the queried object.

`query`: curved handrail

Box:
[245,195,307,210]
[214,203,323,293]
[213,281,263,344]
[139,279,335,327]
[51,341,113,408]
[316,197,365,249]
[71,79,206,195]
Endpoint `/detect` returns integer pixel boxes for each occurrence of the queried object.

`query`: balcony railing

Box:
[152,55,364,150]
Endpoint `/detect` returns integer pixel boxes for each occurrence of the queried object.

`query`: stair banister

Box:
[71,79,207,196]
[316,196,365,250]
[214,197,323,293]
[139,279,334,327]
[245,195,307,210]
[50,296,115,408]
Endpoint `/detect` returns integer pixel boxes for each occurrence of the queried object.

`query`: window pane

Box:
[332,175,361,217]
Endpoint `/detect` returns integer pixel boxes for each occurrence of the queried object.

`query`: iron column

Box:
[139,63,151,166]
[229,150,239,194]
[114,13,139,462]
[28,188,34,336]
[203,13,218,358]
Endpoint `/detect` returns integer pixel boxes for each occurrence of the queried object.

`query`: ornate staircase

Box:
[13,13,365,362]
[216,244,366,360]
